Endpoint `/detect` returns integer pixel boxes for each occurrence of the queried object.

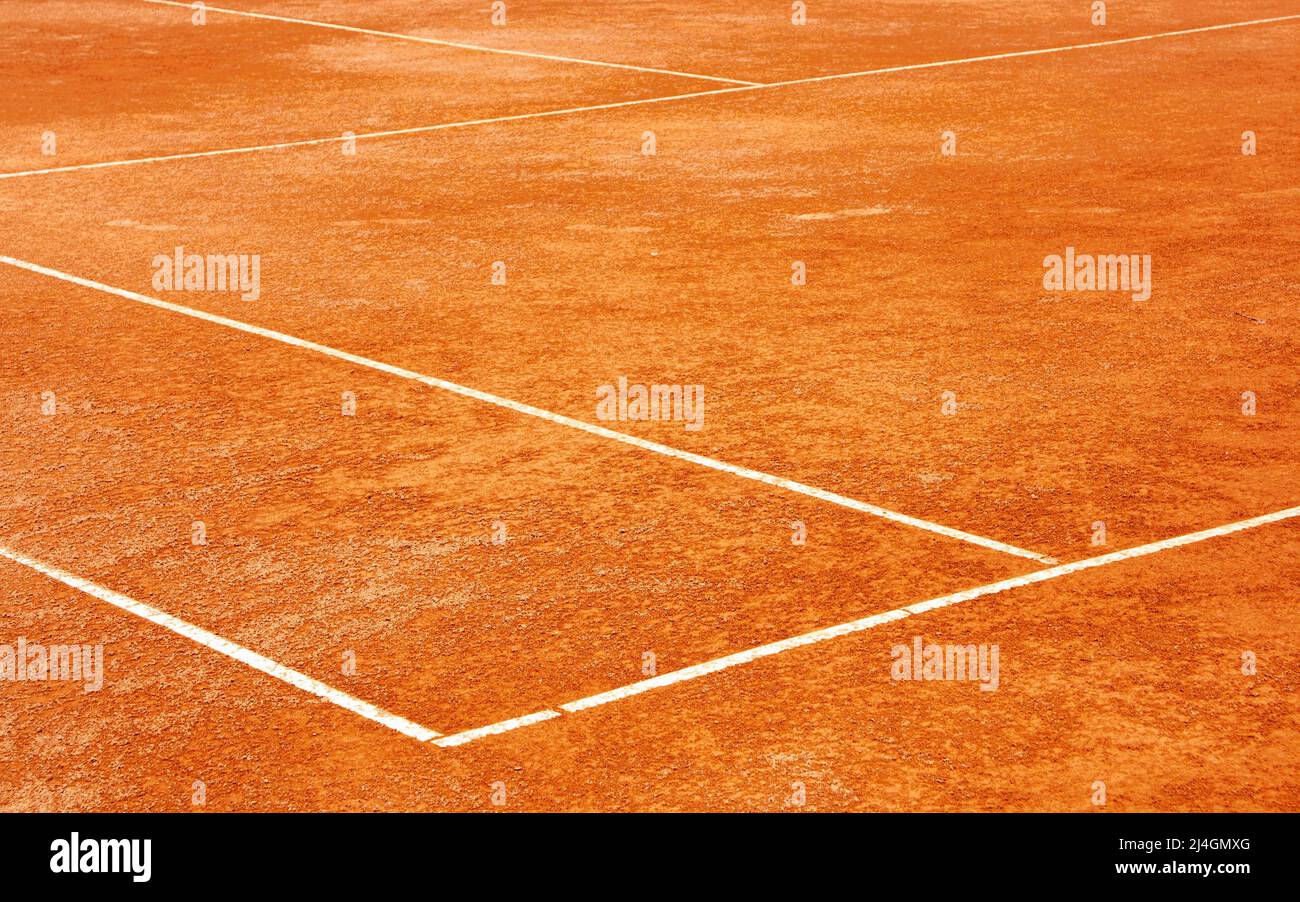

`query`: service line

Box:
[0,254,1052,563]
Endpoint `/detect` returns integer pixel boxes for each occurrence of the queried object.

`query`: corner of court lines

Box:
[5,13,1300,181]
[425,502,1300,750]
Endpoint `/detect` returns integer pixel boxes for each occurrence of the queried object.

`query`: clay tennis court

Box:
[1,0,1297,811]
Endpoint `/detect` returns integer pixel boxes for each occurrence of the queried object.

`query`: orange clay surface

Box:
[1,0,1298,811]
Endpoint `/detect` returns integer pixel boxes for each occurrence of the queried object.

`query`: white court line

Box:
[756,13,1300,89]
[431,503,1300,746]
[0,543,441,742]
[0,84,754,181]
[433,710,562,748]
[3,12,1298,181]
[139,0,761,85]
[0,255,1052,563]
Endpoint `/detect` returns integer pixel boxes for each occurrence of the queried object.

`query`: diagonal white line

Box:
[0,543,441,742]
[756,12,1300,89]
[4,12,1299,181]
[138,0,761,85]
[0,84,755,181]
[431,503,1300,746]
[433,710,562,748]
[0,254,1051,562]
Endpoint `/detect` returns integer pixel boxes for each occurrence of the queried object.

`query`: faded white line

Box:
[139,0,760,85]
[0,255,1051,562]
[438,504,1300,744]
[0,83,754,181]
[5,13,1298,181]
[0,543,440,742]
[433,710,562,747]
[758,13,1300,89]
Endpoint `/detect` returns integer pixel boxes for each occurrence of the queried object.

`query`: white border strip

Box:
[139,0,760,85]
[0,543,441,742]
[4,13,1298,181]
[0,255,1052,563]
[431,503,1300,746]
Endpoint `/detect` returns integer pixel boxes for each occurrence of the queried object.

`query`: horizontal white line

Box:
[3,13,1297,181]
[0,255,1050,562]
[433,710,561,747]
[440,503,1300,744]
[0,543,440,742]
[139,0,760,85]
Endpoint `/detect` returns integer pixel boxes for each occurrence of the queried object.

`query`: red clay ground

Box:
[2,502,1295,811]
[0,266,1025,735]
[0,0,1297,811]
[0,0,693,173]
[5,13,1297,558]
[230,0,1300,83]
